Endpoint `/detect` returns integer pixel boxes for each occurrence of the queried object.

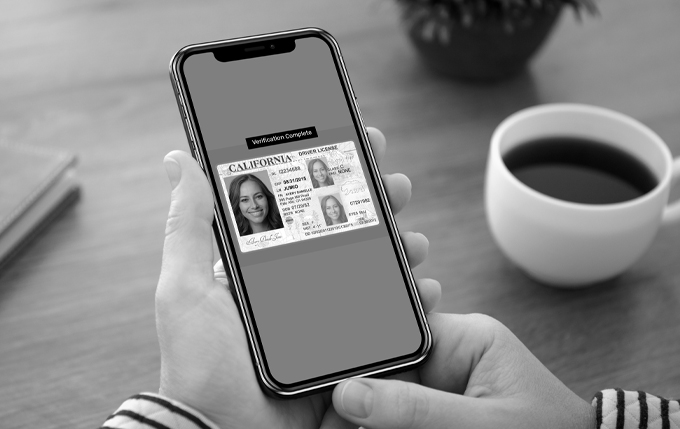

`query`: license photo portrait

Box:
[224,171,284,237]
[320,193,348,226]
[307,156,334,188]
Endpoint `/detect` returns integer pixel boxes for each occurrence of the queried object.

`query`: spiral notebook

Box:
[0,144,80,269]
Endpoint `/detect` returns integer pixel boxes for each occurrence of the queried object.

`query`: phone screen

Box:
[179,34,426,387]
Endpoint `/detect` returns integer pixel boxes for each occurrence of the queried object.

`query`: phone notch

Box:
[213,38,296,62]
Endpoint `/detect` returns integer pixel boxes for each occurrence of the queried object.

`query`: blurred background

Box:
[1,1,679,427]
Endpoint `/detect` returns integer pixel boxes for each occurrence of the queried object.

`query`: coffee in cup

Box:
[485,104,680,287]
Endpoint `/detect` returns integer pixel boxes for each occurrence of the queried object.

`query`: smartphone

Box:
[169,28,431,398]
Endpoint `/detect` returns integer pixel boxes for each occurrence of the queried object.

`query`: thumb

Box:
[333,378,478,429]
[159,150,215,290]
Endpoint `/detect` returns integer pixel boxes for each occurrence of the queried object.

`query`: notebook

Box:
[0,144,80,269]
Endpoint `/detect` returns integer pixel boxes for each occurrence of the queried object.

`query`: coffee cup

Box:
[485,103,680,287]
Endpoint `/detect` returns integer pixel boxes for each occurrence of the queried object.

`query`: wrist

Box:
[581,397,598,429]
[158,384,222,428]
[103,392,221,429]
[159,364,224,428]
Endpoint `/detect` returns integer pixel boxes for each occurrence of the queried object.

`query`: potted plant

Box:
[396,0,597,82]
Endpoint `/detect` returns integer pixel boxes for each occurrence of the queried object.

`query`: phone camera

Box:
[270,44,275,49]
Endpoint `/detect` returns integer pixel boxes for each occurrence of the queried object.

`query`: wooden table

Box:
[1,1,679,427]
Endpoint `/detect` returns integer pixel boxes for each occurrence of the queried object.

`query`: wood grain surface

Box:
[1,1,679,428]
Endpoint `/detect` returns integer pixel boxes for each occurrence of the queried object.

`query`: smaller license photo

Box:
[218,141,379,253]
[307,157,334,188]
[319,194,349,226]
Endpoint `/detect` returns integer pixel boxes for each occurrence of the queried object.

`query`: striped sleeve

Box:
[100,392,221,429]
[592,389,680,429]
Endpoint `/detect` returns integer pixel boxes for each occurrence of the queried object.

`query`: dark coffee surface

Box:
[503,137,658,204]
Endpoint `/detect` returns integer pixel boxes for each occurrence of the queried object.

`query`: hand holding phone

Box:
[156,128,441,429]
[332,314,596,429]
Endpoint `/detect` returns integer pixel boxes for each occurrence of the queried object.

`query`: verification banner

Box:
[218,141,379,252]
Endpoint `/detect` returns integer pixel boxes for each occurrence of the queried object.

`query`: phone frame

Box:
[169,27,431,398]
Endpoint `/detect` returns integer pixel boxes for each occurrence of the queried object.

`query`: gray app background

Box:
[182,36,424,386]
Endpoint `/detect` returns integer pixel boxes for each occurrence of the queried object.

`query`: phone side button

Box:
[185,119,194,139]
[189,143,203,168]
[180,100,189,119]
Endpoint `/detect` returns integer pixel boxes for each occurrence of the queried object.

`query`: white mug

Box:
[485,104,680,287]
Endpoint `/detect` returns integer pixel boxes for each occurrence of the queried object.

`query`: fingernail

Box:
[340,380,373,419]
[164,157,181,190]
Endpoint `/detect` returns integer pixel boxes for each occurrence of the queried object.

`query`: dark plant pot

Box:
[404,7,562,82]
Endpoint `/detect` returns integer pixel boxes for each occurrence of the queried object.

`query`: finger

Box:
[333,377,482,429]
[213,259,225,276]
[367,127,386,166]
[158,151,215,292]
[416,278,441,313]
[367,128,412,216]
[401,231,428,267]
[384,173,411,215]
[418,313,498,394]
[213,259,229,287]
[319,405,359,429]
